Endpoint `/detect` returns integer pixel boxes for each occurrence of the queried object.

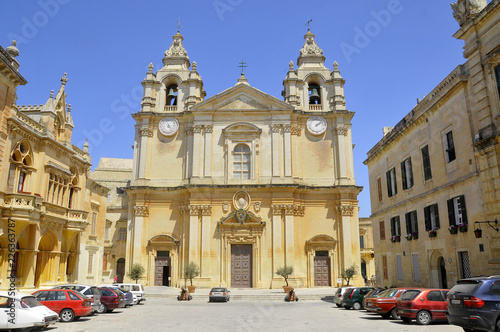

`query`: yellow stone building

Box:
[365,0,500,288]
[114,29,363,289]
[0,42,108,290]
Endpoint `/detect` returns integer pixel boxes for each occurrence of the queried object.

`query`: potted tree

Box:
[126,263,145,283]
[276,266,294,293]
[184,261,199,293]
[340,264,358,286]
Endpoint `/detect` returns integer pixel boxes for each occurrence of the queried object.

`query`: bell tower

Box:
[282,30,346,112]
[140,31,206,113]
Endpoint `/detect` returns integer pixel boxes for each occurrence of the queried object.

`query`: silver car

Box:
[209,287,230,302]
[334,287,354,307]
[53,285,101,313]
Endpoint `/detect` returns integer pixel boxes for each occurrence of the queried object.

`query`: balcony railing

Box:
[309,104,322,111]
[164,105,177,112]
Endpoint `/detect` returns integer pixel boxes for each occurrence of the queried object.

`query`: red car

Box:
[32,289,93,322]
[396,288,449,325]
[97,287,126,313]
[364,288,414,319]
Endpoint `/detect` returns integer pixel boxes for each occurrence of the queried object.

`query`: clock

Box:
[159,117,179,136]
[306,116,327,135]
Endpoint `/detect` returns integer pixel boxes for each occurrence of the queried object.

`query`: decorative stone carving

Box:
[337,205,354,216]
[204,125,213,133]
[289,60,294,71]
[270,204,305,216]
[134,205,149,217]
[291,126,302,136]
[233,191,250,210]
[193,125,203,133]
[271,124,281,133]
[451,0,487,26]
[283,125,292,133]
[139,128,153,137]
[336,126,348,136]
[222,202,229,213]
[201,205,212,216]
[164,32,187,57]
[254,201,261,212]
[300,30,323,56]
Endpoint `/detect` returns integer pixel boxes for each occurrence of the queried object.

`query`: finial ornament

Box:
[6,40,19,58]
[67,104,72,112]
[300,30,323,56]
[289,60,294,71]
[60,73,68,85]
[148,62,154,72]
[238,60,248,76]
[333,61,339,70]
[177,18,182,32]
[83,138,89,153]
[305,18,313,28]
[192,61,197,71]
[165,33,187,57]
[50,90,54,98]
[451,0,487,26]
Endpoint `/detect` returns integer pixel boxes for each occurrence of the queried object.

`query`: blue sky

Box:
[1,0,469,217]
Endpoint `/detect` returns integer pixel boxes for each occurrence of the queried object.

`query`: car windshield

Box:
[211,288,226,292]
[376,288,395,297]
[21,297,43,308]
[450,281,481,295]
[399,289,421,301]
[56,285,85,292]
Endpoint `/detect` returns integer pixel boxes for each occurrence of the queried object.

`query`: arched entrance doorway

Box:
[116,258,125,283]
[438,257,448,289]
[34,232,57,287]
[361,258,367,284]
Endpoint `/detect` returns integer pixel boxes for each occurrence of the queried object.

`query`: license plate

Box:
[451,299,461,305]
[214,292,222,295]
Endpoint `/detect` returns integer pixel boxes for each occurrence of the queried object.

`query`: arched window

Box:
[308,83,321,105]
[166,84,178,106]
[10,140,33,193]
[233,144,251,179]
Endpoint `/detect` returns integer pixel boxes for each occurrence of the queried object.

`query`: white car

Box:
[333,287,354,307]
[0,291,59,330]
[113,283,146,304]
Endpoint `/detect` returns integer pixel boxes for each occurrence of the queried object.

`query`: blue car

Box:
[446,275,500,331]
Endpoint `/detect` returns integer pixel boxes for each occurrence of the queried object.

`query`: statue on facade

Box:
[451,0,488,26]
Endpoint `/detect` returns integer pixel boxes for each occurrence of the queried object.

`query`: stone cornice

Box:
[271,203,305,216]
[179,204,212,216]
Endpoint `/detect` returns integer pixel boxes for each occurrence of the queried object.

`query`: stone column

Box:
[188,205,200,265]
[271,204,283,286]
[204,126,213,178]
[137,124,151,179]
[335,122,348,185]
[132,205,149,265]
[271,125,281,178]
[337,204,355,269]
[200,205,212,278]
[283,125,292,178]
[185,128,194,178]
[284,205,295,266]
[192,125,202,178]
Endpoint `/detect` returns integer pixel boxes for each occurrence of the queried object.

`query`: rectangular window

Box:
[102,253,107,271]
[447,195,468,226]
[91,212,97,235]
[88,254,93,274]
[390,216,401,236]
[401,157,413,190]
[17,171,26,192]
[405,210,419,234]
[386,167,397,197]
[459,251,471,278]
[382,255,388,280]
[424,203,440,231]
[412,254,421,282]
[495,64,500,98]
[421,145,432,180]
[105,227,109,241]
[379,220,386,240]
[119,228,127,241]
[360,236,365,249]
[396,255,403,280]
[445,131,456,163]
[377,178,383,202]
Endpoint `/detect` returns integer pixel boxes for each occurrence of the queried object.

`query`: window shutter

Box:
[405,213,411,234]
[401,161,407,190]
[412,211,418,233]
[447,199,455,226]
[379,221,386,240]
[460,195,468,224]
[424,206,431,231]
[434,204,440,229]
[386,171,392,196]
[396,216,401,236]
[408,158,413,188]
[495,64,500,98]
[390,218,395,236]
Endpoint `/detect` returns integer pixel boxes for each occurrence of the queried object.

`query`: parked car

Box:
[362,288,385,309]
[32,289,93,322]
[396,288,449,325]
[114,283,146,304]
[53,284,101,313]
[0,291,59,330]
[341,287,374,310]
[364,288,411,319]
[101,285,134,306]
[334,287,354,308]
[447,275,500,331]
[97,287,126,313]
[209,287,230,302]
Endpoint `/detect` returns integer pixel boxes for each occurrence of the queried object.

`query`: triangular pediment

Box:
[191,83,294,112]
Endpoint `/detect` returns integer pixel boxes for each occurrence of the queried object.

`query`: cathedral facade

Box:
[125,30,362,288]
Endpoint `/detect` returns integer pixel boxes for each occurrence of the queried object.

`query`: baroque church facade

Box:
[121,29,363,288]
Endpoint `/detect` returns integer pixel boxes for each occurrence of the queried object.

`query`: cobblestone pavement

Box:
[45,298,463,332]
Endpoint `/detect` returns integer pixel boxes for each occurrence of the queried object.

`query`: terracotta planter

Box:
[283,286,292,293]
[187,286,196,293]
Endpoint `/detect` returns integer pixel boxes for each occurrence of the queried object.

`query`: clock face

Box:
[306,116,327,135]
[159,117,179,136]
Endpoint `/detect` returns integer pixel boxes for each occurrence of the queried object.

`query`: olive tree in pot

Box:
[184,261,200,293]
[276,266,294,293]
[340,264,358,286]
[127,263,145,283]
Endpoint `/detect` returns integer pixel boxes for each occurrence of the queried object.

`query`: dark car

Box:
[396,288,449,325]
[97,287,126,313]
[362,288,385,309]
[209,287,230,302]
[341,287,374,310]
[447,276,500,331]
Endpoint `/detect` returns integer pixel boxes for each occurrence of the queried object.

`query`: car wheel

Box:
[401,317,411,324]
[343,306,351,310]
[390,308,400,320]
[106,309,114,313]
[496,319,500,332]
[60,309,75,322]
[416,310,431,325]
[335,303,341,307]
[97,303,107,314]
[381,313,391,319]
[73,317,81,321]
[353,302,362,310]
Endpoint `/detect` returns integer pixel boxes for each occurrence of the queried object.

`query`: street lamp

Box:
[474,220,499,239]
